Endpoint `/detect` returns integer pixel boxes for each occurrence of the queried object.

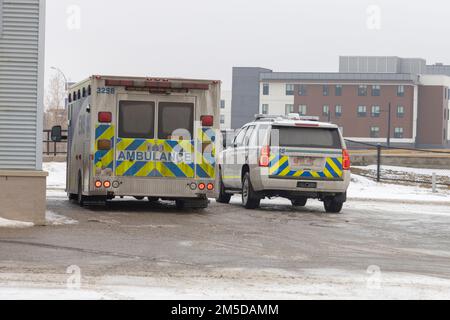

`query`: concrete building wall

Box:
[231,67,272,129]
[220,90,232,129]
[0,0,46,225]
[260,82,295,116]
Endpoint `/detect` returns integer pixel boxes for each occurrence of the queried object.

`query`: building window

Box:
[286,84,294,96]
[358,85,368,96]
[220,100,226,109]
[370,127,380,138]
[323,85,329,96]
[322,105,330,116]
[298,85,307,96]
[357,106,367,117]
[220,115,225,125]
[394,128,404,139]
[262,104,269,115]
[285,104,294,115]
[397,105,405,118]
[372,85,381,96]
[263,83,270,96]
[371,105,381,117]
[299,105,307,116]
[335,105,343,118]
[335,85,342,96]
[397,85,405,97]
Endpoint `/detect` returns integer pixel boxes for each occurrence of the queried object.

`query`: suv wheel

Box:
[216,170,232,204]
[291,197,308,207]
[242,172,260,209]
[324,198,344,214]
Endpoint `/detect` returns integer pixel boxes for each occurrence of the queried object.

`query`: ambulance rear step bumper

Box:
[105,177,213,198]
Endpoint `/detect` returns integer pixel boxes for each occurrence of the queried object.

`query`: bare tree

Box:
[44,72,67,129]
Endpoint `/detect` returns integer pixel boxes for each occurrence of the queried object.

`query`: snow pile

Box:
[46,211,78,226]
[0,218,34,229]
[43,162,66,190]
[348,174,450,203]
[355,165,449,177]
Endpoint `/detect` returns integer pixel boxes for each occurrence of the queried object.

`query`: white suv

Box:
[217,115,351,213]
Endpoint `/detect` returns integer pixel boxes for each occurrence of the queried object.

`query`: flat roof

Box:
[260,72,419,83]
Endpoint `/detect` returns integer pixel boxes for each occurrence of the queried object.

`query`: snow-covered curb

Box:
[0,218,34,229]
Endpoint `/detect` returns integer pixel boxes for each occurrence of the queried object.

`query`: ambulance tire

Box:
[68,193,77,201]
[77,175,86,207]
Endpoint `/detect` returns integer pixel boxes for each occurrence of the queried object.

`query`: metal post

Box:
[387,103,392,148]
[377,144,382,183]
[432,173,437,193]
[47,130,50,156]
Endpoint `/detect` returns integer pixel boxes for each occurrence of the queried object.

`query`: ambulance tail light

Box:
[201,116,214,127]
[259,146,270,167]
[98,112,112,123]
[342,149,351,170]
[198,183,206,191]
[207,183,214,191]
[95,181,103,189]
[103,181,111,189]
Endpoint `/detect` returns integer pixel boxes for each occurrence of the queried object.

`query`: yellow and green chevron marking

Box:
[115,138,196,178]
[196,128,216,179]
[269,154,343,179]
[95,124,115,170]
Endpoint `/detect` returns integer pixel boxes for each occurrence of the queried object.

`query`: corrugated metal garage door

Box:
[0,0,41,170]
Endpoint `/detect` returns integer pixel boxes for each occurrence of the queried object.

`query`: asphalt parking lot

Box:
[1,195,450,299]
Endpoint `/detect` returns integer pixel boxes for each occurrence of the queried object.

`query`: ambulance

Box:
[51,76,221,209]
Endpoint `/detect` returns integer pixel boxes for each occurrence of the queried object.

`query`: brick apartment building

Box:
[230,56,450,148]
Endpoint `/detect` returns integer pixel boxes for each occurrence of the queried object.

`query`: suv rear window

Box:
[272,126,342,149]
[119,101,155,139]
[158,102,194,140]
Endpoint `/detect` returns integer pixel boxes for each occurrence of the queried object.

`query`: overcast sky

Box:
[45,0,450,90]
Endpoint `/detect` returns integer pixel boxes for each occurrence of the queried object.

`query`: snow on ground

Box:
[45,211,78,226]
[348,174,450,203]
[1,268,450,300]
[0,218,34,229]
[354,165,450,177]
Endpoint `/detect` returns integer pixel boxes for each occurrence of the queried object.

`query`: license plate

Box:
[297,182,317,189]
[291,157,314,166]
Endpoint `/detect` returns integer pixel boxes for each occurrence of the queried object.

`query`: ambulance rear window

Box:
[119,101,155,139]
[158,102,194,140]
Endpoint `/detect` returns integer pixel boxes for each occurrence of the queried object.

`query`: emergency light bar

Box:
[104,79,210,91]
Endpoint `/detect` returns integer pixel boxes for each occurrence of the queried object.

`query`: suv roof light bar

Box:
[254,114,320,122]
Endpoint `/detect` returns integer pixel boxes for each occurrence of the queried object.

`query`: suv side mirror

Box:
[51,126,65,142]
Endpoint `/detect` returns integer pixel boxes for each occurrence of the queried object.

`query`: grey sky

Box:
[45,0,449,90]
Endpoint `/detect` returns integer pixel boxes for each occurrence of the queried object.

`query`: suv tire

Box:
[216,171,232,204]
[324,198,344,214]
[242,172,260,209]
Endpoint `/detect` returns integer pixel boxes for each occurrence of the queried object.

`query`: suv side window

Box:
[234,127,248,147]
[250,124,270,147]
[244,126,255,146]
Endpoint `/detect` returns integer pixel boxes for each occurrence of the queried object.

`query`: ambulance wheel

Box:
[134,196,145,201]
[77,174,86,207]
[148,197,159,203]
[216,171,231,204]
[68,193,77,201]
